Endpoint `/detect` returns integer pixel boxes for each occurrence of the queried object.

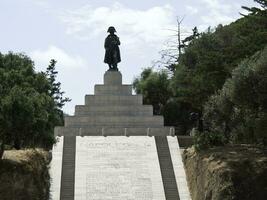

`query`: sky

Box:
[0,0,257,114]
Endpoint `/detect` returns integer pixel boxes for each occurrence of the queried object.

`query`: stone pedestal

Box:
[55,70,174,136]
[104,70,122,85]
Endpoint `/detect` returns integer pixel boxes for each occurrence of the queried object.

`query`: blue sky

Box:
[0,0,257,114]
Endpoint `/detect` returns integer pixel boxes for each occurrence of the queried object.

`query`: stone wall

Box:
[0,149,50,200]
[183,146,267,200]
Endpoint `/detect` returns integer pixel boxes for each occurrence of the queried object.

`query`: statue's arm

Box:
[104,38,108,49]
[117,36,120,45]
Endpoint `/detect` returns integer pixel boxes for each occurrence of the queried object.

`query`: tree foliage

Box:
[133,68,195,134]
[133,1,267,145]
[46,59,71,110]
[173,10,267,109]
[133,68,172,115]
[0,53,69,158]
[202,47,267,146]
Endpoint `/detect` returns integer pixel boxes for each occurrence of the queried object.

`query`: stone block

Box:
[85,94,143,105]
[102,127,125,136]
[79,127,102,136]
[64,116,164,127]
[124,127,147,136]
[177,136,194,148]
[54,127,79,137]
[75,105,153,116]
[149,127,174,136]
[104,70,122,85]
[94,84,132,95]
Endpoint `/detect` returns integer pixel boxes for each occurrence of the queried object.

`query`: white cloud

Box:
[200,0,236,27]
[30,45,87,71]
[201,0,232,12]
[201,10,234,26]
[59,2,176,49]
[186,6,198,15]
[26,0,49,7]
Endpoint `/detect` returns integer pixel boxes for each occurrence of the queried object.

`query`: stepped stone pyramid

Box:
[55,70,174,137]
[51,70,191,200]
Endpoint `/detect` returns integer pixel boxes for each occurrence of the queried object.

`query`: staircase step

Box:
[65,116,163,127]
[85,94,143,105]
[75,105,153,116]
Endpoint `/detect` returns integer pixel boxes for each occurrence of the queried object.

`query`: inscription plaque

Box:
[75,136,166,200]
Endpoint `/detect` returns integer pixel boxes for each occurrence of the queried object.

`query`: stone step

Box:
[60,136,76,200]
[85,94,143,105]
[75,105,153,116]
[94,84,132,95]
[64,116,164,127]
[54,127,175,137]
[155,136,180,200]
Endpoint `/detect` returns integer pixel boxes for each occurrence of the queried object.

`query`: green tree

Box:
[0,53,69,158]
[133,68,171,115]
[201,46,267,147]
[46,59,71,110]
[162,98,194,134]
[171,9,267,111]
[133,68,196,134]
[46,59,71,125]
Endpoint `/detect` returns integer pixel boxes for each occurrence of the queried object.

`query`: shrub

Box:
[200,46,267,148]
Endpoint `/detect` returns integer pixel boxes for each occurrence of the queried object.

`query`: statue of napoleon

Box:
[104,26,121,71]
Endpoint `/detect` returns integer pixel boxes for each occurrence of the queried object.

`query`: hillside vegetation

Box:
[0,56,70,158]
[133,0,267,148]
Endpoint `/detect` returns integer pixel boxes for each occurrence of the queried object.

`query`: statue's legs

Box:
[108,64,115,71]
[107,63,118,71]
[112,63,118,71]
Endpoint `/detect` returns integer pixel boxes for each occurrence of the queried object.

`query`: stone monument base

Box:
[51,70,192,200]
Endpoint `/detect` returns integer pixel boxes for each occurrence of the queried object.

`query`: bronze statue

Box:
[104,26,121,71]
